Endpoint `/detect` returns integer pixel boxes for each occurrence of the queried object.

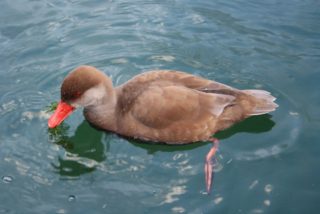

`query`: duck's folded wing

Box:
[130,85,235,129]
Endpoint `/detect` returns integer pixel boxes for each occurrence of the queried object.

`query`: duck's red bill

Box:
[48,101,75,128]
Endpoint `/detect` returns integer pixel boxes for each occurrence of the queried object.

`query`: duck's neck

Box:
[83,79,118,132]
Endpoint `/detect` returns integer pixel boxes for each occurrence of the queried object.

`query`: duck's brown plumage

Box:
[50,65,278,144]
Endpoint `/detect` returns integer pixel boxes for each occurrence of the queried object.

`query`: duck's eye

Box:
[73,91,82,99]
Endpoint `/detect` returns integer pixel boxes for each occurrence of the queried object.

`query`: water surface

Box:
[0,0,319,213]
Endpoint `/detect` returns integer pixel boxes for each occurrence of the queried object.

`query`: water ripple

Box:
[223,83,303,161]
[0,0,318,213]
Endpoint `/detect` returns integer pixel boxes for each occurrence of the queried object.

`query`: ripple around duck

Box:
[0,0,318,212]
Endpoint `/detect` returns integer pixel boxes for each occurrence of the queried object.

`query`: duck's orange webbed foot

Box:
[204,137,219,194]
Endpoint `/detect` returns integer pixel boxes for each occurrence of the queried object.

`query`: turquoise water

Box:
[1,0,319,213]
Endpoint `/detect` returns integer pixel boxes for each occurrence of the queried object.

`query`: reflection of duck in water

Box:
[50,121,105,177]
[48,65,278,192]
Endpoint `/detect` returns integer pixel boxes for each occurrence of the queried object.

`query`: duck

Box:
[48,65,278,193]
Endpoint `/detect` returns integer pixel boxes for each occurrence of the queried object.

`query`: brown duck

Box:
[48,65,278,192]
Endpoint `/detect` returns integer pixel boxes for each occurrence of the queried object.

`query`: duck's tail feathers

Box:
[243,89,278,116]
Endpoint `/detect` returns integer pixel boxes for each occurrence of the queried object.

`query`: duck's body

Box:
[48,65,278,192]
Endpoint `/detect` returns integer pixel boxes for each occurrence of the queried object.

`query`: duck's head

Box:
[48,65,113,128]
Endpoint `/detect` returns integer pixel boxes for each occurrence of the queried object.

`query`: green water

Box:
[0,0,319,213]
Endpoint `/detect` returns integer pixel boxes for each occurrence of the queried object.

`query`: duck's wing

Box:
[120,83,235,130]
[116,71,237,128]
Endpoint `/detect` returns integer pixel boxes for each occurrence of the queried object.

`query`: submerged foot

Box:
[204,138,219,193]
